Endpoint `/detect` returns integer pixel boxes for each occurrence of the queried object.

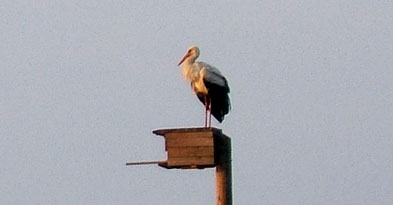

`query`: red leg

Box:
[204,96,208,127]
[208,99,212,127]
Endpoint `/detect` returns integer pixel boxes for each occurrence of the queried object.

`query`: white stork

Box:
[178,45,231,127]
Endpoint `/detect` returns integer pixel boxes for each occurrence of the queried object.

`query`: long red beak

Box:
[177,53,190,66]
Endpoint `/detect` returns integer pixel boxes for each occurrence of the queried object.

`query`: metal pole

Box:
[216,135,232,205]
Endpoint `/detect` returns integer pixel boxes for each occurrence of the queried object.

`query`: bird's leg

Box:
[208,98,212,128]
[204,96,208,128]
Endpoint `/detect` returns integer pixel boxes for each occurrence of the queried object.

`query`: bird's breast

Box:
[192,78,208,95]
[182,64,208,94]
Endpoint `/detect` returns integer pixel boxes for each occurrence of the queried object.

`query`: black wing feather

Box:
[203,77,231,123]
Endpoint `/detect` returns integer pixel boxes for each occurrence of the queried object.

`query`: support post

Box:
[215,134,232,205]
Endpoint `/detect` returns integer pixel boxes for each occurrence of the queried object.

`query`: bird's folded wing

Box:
[197,62,230,92]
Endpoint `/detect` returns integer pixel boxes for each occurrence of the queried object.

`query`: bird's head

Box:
[178,45,200,66]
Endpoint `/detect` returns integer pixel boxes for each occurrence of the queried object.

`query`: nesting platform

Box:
[153,127,230,169]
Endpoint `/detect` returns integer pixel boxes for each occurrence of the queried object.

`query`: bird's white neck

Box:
[181,60,200,82]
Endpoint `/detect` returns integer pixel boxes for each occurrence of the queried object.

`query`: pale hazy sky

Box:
[1,1,393,204]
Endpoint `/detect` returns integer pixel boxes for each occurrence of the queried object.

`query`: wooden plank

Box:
[164,131,213,140]
[168,146,214,157]
[153,127,222,136]
[166,137,213,147]
[168,156,215,166]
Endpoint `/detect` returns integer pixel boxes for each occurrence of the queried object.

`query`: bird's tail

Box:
[210,92,230,123]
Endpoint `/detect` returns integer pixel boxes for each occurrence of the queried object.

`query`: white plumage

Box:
[178,46,231,127]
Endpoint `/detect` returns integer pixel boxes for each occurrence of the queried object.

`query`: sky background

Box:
[1,1,393,204]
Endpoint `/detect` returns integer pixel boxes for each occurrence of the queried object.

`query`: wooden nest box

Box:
[153,127,229,169]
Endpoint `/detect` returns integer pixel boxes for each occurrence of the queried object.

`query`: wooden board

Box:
[168,156,214,166]
[153,127,221,136]
[166,137,214,148]
[164,131,213,140]
[168,146,214,158]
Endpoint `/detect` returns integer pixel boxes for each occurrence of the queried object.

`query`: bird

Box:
[177,45,231,127]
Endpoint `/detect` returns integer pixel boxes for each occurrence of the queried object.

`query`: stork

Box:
[178,45,231,127]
